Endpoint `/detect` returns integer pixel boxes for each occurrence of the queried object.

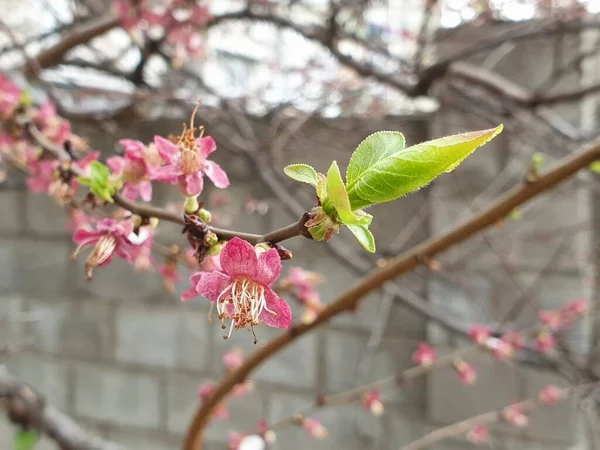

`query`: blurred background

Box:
[0,0,599,449]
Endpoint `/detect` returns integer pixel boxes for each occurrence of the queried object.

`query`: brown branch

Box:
[0,370,124,450]
[182,136,600,450]
[23,15,119,75]
[20,120,309,246]
[402,383,594,450]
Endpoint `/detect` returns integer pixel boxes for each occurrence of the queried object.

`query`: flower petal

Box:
[107,156,126,175]
[181,272,204,301]
[195,271,231,303]
[154,135,179,164]
[179,173,204,196]
[253,248,282,286]
[220,237,258,278]
[72,229,103,244]
[138,181,153,202]
[197,136,216,158]
[203,160,229,189]
[151,164,180,183]
[261,288,292,328]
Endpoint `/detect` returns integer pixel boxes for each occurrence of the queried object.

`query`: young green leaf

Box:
[284,164,318,186]
[345,223,376,253]
[346,131,405,186]
[347,125,503,209]
[78,161,120,203]
[325,161,352,215]
[14,431,37,450]
[590,161,600,174]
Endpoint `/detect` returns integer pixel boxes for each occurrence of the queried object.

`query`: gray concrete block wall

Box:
[0,105,595,450]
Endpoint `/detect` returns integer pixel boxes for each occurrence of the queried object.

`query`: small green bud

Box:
[205,232,218,247]
[198,208,212,223]
[207,242,223,256]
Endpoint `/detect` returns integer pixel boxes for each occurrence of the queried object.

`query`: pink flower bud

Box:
[492,337,514,361]
[362,390,384,416]
[563,298,588,317]
[413,342,436,367]
[223,348,245,371]
[535,330,556,353]
[466,424,488,444]
[539,385,563,405]
[453,359,477,385]
[468,324,491,345]
[228,431,245,450]
[303,418,328,439]
[503,404,528,427]
[538,310,562,331]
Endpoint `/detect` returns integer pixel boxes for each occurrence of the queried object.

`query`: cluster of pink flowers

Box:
[279,267,325,324]
[112,0,211,66]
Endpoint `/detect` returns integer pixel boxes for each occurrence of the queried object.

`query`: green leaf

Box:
[14,431,37,450]
[78,161,119,203]
[345,224,376,253]
[346,131,405,186]
[316,173,327,202]
[347,125,503,209]
[590,160,600,174]
[325,161,352,217]
[284,164,319,186]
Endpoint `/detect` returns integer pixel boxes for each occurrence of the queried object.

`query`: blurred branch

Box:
[0,368,124,450]
[183,134,600,450]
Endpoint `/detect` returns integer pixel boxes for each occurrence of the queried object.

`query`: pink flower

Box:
[468,324,491,345]
[563,298,588,317]
[198,384,229,420]
[503,404,528,427]
[182,237,292,338]
[303,418,328,439]
[453,359,477,384]
[66,208,94,232]
[466,424,488,444]
[534,330,556,353]
[0,75,21,115]
[72,218,134,279]
[152,110,228,196]
[34,101,71,144]
[503,330,525,349]
[107,139,160,201]
[492,337,514,360]
[26,154,58,194]
[113,0,140,30]
[539,385,563,405]
[258,420,276,444]
[538,310,562,331]
[412,342,436,367]
[223,348,245,371]
[159,263,180,293]
[231,380,254,397]
[362,390,384,416]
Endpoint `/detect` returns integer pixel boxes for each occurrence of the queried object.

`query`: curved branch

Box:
[0,369,124,450]
[182,136,600,450]
[23,15,119,75]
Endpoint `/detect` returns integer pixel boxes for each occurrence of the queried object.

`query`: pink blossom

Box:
[453,359,477,385]
[468,324,491,345]
[303,418,328,439]
[182,237,292,338]
[258,419,276,444]
[563,298,588,317]
[66,208,94,232]
[128,226,155,271]
[72,218,134,279]
[534,330,556,353]
[412,342,436,367]
[231,380,254,397]
[538,310,563,331]
[503,330,525,349]
[107,139,160,201]
[34,101,71,144]
[0,75,21,115]
[502,404,528,427]
[539,385,563,405]
[223,348,245,371]
[159,263,180,293]
[200,254,222,272]
[197,384,229,420]
[26,151,59,193]
[113,0,140,30]
[152,112,229,196]
[362,390,384,416]
[492,337,514,360]
[466,424,488,444]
